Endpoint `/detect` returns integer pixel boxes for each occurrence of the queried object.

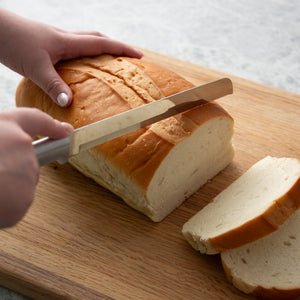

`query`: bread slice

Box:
[15,55,234,222]
[182,156,300,253]
[221,208,300,300]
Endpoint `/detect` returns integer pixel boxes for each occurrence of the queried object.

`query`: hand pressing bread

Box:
[0,7,143,107]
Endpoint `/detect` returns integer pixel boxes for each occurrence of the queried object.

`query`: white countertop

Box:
[0,0,299,298]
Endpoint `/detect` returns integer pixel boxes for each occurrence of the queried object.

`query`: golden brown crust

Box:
[16,69,132,127]
[209,176,300,252]
[253,286,300,300]
[16,55,232,189]
[124,57,195,96]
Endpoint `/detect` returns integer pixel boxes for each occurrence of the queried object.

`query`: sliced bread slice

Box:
[182,156,300,254]
[221,208,300,300]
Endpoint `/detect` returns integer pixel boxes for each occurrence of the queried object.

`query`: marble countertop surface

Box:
[0,0,299,299]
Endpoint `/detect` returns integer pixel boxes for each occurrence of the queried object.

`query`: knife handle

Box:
[32,136,71,166]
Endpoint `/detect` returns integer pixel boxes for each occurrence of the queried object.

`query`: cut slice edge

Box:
[221,208,300,300]
[182,156,300,254]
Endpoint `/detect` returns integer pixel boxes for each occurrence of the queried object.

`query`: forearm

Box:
[0,8,33,70]
[0,7,59,76]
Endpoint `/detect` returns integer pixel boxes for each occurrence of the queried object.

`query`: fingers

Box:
[33,34,143,107]
[3,108,73,139]
[61,34,143,60]
[31,32,143,107]
[27,27,143,107]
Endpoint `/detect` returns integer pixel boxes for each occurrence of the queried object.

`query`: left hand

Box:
[0,8,143,107]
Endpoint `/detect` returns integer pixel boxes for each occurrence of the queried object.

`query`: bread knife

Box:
[33,77,233,166]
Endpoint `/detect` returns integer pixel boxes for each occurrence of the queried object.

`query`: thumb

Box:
[30,55,72,107]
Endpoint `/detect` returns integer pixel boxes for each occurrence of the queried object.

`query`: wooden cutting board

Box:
[0,49,299,300]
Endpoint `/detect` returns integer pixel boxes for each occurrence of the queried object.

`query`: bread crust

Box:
[221,203,300,300]
[208,176,300,252]
[209,176,300,252]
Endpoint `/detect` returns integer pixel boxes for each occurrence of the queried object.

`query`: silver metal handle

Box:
[32,136,71,166]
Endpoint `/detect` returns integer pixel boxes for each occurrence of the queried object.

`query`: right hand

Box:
[0,107,73,228]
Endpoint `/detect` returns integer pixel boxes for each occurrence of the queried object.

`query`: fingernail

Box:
[57,93,69,107]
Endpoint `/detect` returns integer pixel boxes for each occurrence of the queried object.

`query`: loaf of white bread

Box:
[183,156,300,299]
[15,55,234,222]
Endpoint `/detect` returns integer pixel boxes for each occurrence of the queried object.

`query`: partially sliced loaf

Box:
[221,208,300,300]
[182,156,300,253]
[15,55,234,222]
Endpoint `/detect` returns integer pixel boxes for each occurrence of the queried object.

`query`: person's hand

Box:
[0,8,143,107]
[0,108,73,228]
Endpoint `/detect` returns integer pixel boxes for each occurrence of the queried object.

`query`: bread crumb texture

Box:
[221,208,300,300]
[182,156,300,253]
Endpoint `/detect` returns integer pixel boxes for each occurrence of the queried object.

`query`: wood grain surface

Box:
[0,49,299,299]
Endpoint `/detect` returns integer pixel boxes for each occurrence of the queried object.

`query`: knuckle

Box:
[45,77,62,97]
[0,111,14,123]
[28,107,41,115]
[27,107,45,120]
[19,131,34,147]
[90,30,103,37]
